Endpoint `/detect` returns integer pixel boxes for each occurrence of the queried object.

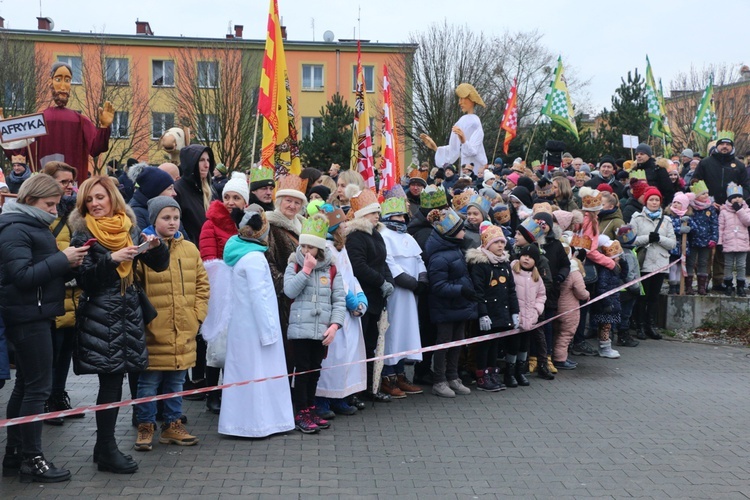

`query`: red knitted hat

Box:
[597,183,614,194]
[642,186,662,202]
[631,180,648,200]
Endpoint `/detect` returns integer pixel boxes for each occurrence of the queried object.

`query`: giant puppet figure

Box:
[420,83,488,176]
[2,61,114,185]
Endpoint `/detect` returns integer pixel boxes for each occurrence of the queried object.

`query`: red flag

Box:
[500,78,518,155]
[379,64,397,194]
[351,41,375,190]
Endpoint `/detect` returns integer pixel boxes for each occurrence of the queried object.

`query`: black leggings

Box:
[503,330,531,356]
[474,328,503,370]
[96,373,124,445]
[291,339,326,412]
[361,312,381,393]
[51,326,75,394]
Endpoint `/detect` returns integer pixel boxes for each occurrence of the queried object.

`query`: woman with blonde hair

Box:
[552,176,578,212]
[335,170,366,213]
[70,176,169,474]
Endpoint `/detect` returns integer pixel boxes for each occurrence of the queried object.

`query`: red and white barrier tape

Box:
[0,259,679,428]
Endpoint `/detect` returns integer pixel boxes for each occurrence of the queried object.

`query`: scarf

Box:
[644,207,662,220]
[57,195,77,220]
[670,203,687,218]
[598,207,617,219]
[690,196,712,211]
[8,167,30,186]
[2,202,56,226]
[480,246,508,264]
[383,220,407,234]
[85,212,134,279]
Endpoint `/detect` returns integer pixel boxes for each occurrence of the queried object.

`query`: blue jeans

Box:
[619,294,637,331]
[382,359,405,377]
[135,370,186,425]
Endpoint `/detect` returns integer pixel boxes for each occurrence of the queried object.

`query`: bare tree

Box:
[0,32,48,117]
[168,43,262,171]
[667,63,750,156]
[68,37,158,173]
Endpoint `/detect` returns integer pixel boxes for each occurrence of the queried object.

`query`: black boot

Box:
[724,279,735,297]
[536,356,555,380]
[206,390,221,415]
[643,307,662,340]
[737,280,747,298]
[634,301,648,340]
[19,455,71,483]
[93,442,132,464]
[42,399,64,426]
[668,283,680,295]
[617,329,639,347]
[2,446,21,477]
[95,441,138,474]
[514,361,530,386]
[503,363,518,388]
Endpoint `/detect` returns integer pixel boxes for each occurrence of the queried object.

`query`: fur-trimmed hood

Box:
[347,216,382,235]
[205,200,238,235]
[267,209,304,235]
[69,204,139,234]
[465,246,509,265]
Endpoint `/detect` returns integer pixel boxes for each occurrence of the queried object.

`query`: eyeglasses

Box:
[58,180,74,186]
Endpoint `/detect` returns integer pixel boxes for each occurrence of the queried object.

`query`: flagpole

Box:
[524,117,541,163]
[250,109,261,168]
[491,127,502,164]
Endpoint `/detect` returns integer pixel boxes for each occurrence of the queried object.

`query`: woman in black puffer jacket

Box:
[0,174,90,483]
[70,176,168,474]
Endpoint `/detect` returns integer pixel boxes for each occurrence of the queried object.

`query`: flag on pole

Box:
[258,0,300,176]
[541,57,578,140]
[645,56,672,143]
[379,64,398,194]
[351,41,375,190]
[692,75,718,140]
[500,78,518,154]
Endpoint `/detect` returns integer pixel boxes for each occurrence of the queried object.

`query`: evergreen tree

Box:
[300,93,354,170]
[596,69,650,156]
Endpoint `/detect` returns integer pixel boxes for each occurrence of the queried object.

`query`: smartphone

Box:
[135,241,151,255]
[82,238,97,248]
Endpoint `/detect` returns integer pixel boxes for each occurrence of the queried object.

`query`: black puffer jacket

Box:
[621,197,643,224]
[346,217,393,315]
[541,235,570,310]
[632,158,674,206]
[0,210,71,327]
[128,189,150,233]
[174,144,215,242]
[407,208,435,259]
[465,248,519,330]
[70,207,169,375]
[692,151,749,204]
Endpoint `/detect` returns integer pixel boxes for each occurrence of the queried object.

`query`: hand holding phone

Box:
[135,241,150,255]
[82,238,97,248]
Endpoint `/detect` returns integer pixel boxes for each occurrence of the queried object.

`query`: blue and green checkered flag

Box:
[692,75,717,140]
[541,57,578,140]
[645,56,672,142]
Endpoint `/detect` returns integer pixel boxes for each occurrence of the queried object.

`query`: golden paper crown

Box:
[579,187,603,212]
[10,154,26,165]
[275,174,308,201]
[570,232,593,250]
[420,185,448,209]
[602,239,623,258]
[409,169,428,181]
[452,189,474,213]
[350,187,380,217]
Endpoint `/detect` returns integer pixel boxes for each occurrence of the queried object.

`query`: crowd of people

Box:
[0,131,748,483]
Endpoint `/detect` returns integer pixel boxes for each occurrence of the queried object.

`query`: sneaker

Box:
[308,407,331,429]
[380,376,407,399]
[330,399,358,416]
[295,409,320,434]
[396,374,423,394]
[571,341,598,356]
[475,369,501,392]
[159,420,199,446]
[447,378,471,395]
[314,398,335,420]
[134,423,156,451]
[431,381,456,398]
[553,360,577,370]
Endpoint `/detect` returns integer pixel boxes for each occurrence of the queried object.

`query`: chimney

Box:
[280,25,287,40]
[37,17,53,31]
[234,25,243,38]
[0,17,5,29]
[135,20,153,36]
[226,34,234,39]
[741,65,750,82]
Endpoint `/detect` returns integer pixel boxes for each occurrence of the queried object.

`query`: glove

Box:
[394,272,419,291]
[302,252,317,274]
[732,202,742,212]
[648,232,660,243]
[418,272,429,285]
[380,281,394,298]
[460,285,478,301]
[345,290,359,311]
[708,240,717,249]
[680,224,691,234]
[554,274,565,284]
[512,313,520,329]
[479,316,492,331]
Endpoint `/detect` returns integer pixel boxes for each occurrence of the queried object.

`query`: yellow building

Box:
[0,18,416,170]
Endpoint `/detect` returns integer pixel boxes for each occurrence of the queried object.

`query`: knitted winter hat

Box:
[148,196,181,226]
[222,172,250,204]
[507,172,520,186]
[631,180,649,200]
[518,243,541,265]
[533,211,554,233]
[597,183,614,194]
[643,186,662,203]
[552,209,583,232]
[672,192,690,211]
[136,167,175,200]
[309,184,331,202]
[238,205,270,244]
[480,221,505,248]
[635,143,653,156]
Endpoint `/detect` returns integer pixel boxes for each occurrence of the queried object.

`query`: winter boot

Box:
[684,276,694,295]
[294,408,320,434]
[42,399,64,426]
[475,369,501,392]
[380,375,407,399]
[616,329,639,347]
[546,356,558,374]
[48,391,83,420]
[95,441,139,473]
[314,397,335,420]
[514,361,530,386]
[490,367,506,390]
[18,455,71,484]
[697,275,708,296]
[396,374,423,394]
[536,356,555,380]
[724,279,735,297]
[643,306,662,340]
[737,280,747,297]
[598,340,621,359]
[668,283,680,295]
[159,420,199,446]
[134,423,156,451]
[3,446,21,477]
[205,390,221,415]
[527,356,537,374]
[503,363,519,388]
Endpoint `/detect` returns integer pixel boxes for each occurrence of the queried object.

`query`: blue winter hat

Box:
[137,167,175,200]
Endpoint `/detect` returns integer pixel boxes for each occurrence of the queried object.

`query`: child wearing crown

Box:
[685,181,718,295]
[718,183,750,296]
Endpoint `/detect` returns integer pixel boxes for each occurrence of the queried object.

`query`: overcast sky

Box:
[3,0,747,112]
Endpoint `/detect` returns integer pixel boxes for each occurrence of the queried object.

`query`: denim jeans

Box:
[382,359,405,377]
[5,320,53,456]
[135,370,187,425]
[619,293,637,331]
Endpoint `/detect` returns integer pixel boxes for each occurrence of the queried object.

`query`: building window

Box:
[745,95,750,115]
[152,112,175,140]
[111,111,129,138]
[197,61,219,89]
[4,81,25,112]
[105,58,129,85]
[352,65,375,92]
[56,55,83,84]
[301,117,322,140]
[727,98,735,119]
[152,60,175,87]
[302,64,324,91]
[197,114,219,142]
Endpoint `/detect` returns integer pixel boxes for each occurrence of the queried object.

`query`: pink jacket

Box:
[511,262,546,331]
[582,214,615,270]
[719,201,750,253]
[558,265,590,314]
